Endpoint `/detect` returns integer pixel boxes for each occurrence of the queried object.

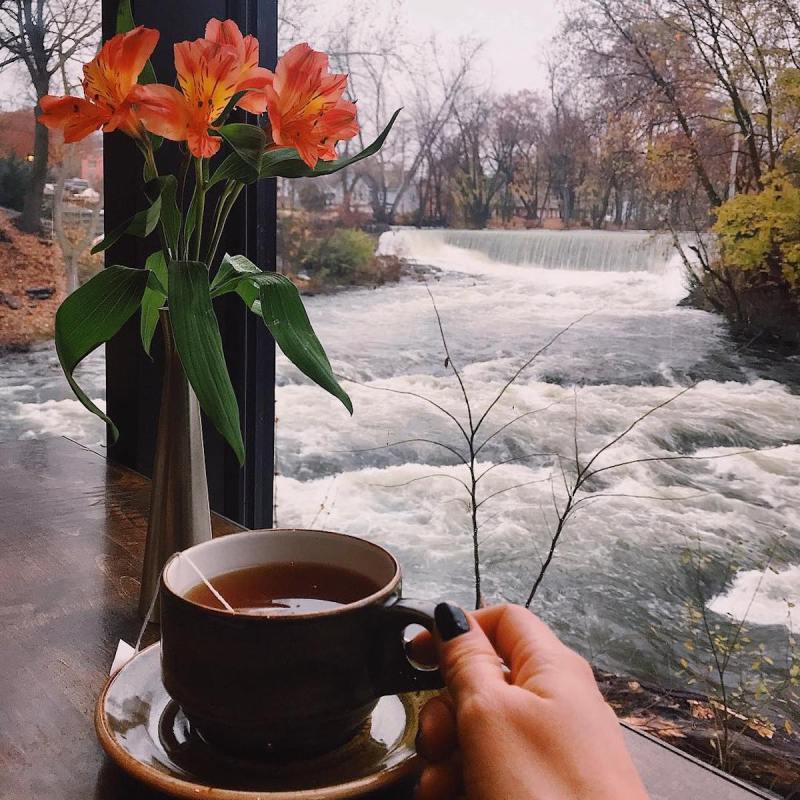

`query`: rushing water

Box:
[1,227,799,687]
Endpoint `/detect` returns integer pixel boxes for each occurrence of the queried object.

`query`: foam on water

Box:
[2,228,798,683]
[273,228,800,677]
[708,565,800,627]
[379,227,689,274]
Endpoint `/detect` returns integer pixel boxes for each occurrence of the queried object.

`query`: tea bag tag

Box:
[110,640,136,676]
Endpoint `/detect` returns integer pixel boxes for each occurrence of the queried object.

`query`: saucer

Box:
[95,643,434,799]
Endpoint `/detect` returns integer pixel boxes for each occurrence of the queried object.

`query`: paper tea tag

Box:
[110,640,136,676]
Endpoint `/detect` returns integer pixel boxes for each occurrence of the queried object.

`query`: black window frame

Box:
[102,0,277,529]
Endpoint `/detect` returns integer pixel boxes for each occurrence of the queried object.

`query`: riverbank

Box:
[598,669,799,796]
[680,278,800,348]
[0,210,64,349]
[284,252,411,295]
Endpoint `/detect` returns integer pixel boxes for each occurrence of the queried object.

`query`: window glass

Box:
[0,3,104,449]
[275,0,800,741]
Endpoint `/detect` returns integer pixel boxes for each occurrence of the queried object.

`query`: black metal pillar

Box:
[102,0,277,528]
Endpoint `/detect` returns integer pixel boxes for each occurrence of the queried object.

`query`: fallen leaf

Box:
[688,700,714,720]
[747,719,775,739]
[621,715,686,738]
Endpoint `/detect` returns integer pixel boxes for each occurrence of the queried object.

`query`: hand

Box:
[413,603,650,800]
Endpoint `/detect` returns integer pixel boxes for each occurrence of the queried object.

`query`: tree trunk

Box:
[20,116,48,234]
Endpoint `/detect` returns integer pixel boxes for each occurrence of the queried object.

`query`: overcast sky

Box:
[0,0,563,107]
[321,0,563,94]
[403,0,562,92]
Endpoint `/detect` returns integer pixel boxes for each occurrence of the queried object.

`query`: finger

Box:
[467,604,568,682]
[414,758,462,800]
[416,695,457,761]
[434,602,506,705]
[407,627,437,667]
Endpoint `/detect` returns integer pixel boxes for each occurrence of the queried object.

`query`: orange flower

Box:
[263,43,359,169]
[131,19,271,158]
[204,18,272,114]
[39,26,159,143]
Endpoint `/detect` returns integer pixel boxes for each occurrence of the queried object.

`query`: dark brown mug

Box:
[159,528,443,758]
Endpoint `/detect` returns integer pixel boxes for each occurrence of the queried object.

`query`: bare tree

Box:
[52,143,102,292]
[390,35,485,223]
[324,0,406,221]
[0,0,100,233]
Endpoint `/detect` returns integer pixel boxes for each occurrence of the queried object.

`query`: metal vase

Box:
[139,308,212,620]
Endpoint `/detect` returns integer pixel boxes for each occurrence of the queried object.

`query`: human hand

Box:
[413,603,650,800]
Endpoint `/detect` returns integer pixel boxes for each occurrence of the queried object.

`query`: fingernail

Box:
[434,602,470,641]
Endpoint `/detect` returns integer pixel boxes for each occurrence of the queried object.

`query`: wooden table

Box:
[0,438,771,800]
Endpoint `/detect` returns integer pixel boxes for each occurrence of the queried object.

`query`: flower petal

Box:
[38,95,109,143]
[264,44,359,165]
[205,18,245,59]
[83,26,159,108]
[130,84,191,142]
[174,38,240,122]
[187,129,222,159]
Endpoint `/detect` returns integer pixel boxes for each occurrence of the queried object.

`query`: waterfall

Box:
[380,227,682,273]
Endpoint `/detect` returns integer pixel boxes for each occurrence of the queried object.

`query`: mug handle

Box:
[373,598,444,696]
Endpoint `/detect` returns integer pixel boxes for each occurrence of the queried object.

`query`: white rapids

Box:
[2,227,798,682]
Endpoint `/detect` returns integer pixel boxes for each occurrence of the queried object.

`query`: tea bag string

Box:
[180,551,236,614]
[134,582,160,653]
[132,552,235,657]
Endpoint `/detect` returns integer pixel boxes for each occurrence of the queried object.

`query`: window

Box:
[0,3,104,450]
[274,0,800,775]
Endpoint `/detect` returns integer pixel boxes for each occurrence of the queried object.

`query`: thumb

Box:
[434,602,506,706]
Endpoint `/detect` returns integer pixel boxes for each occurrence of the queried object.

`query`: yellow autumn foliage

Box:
[713,170,800,288]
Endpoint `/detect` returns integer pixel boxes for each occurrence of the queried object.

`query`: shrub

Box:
[0,155,33,212]
[713,170,800,289]
[305,229,375,278]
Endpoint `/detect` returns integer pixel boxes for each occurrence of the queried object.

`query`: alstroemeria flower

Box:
[39,26,159,143]
[204,18,272,114]
[131,19,271,158]
[263,43,359,169]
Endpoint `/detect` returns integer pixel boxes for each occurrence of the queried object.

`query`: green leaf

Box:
[115,0,157,84]
[140,251,167,356]
[210,252,261,297]
[257,273,353,413]
[208,151,258,187]
[184,184,199,255]
[91,194,162,254]
[213,254,352,413]
[56,266,153,441]
[260,109,401,179]
[168,260,245,464]
[218,123,266,182]
[153,176,180,256]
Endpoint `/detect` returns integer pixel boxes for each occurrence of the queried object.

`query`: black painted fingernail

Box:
[434,602,470,641]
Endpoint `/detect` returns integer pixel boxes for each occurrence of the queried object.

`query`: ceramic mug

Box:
[160,529,443,758]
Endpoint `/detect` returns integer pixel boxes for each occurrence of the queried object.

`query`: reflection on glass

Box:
[0,2,104,447]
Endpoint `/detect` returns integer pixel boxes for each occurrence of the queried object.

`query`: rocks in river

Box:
[25,286,55,301]
[0,292,22,310]
[0,209,65,347]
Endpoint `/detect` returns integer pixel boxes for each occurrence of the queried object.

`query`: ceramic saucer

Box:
[95,643,434,799]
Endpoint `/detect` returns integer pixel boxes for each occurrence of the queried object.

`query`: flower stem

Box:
[206,182,243,268]
[192,158,206,262]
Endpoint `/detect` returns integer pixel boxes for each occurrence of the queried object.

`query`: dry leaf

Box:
[688,700,714,720]
[747,719,775,739]
[621,715,686,738]
[627,681,642,693]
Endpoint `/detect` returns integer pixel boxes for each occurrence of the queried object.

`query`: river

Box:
[2,227,799,686]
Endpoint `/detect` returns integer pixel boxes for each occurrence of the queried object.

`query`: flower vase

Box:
[138,308,212,620]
